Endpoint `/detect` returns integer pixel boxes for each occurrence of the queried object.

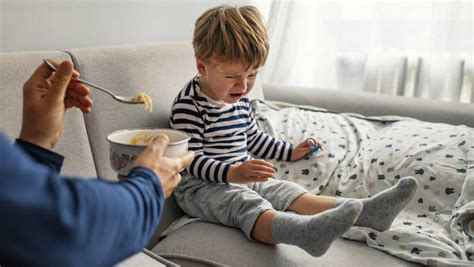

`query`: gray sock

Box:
[271,200,362,257]
[337,176,419,232]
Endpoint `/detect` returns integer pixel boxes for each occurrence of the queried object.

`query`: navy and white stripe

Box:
[170,77,293,183]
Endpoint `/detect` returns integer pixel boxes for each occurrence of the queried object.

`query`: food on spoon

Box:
[132,92,153,112]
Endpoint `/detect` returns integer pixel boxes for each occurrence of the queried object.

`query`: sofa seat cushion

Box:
[152,221,414,266]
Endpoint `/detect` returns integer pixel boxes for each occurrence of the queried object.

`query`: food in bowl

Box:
[107,128,190,176]
[129,132,155,145]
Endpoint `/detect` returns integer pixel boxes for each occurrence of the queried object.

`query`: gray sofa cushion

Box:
[152,221,417,267]
[0,51,96,178]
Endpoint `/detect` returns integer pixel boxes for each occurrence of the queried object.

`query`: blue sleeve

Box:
[15,138,64,173]
[0,133,165,267]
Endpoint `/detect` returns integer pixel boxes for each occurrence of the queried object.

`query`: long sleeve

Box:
[0,133,164,267]
[170,98,231,183]
[15,138,64,173]
[246,107,293,161]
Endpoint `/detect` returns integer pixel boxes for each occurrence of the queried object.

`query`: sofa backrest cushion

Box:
[68,41,264,181]
[0,51,97,178]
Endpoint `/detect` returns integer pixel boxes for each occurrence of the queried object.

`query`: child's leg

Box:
[251,209,277,244]
[174,175,275,240]
[335,176,419,231]
[251,201,362,257]
[249,179,362,257]
[250,178,337,215]
[271,176,418,232]
[286,194,336,215]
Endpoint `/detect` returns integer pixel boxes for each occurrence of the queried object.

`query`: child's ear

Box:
[196,58,207,76]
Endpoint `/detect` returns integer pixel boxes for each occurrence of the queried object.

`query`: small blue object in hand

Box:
[309,145,321,155]
[307,138,322,155]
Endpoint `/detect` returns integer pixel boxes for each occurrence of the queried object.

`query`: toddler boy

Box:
[170,5,418,257]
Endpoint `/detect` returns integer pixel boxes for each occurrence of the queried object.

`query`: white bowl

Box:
[106,128,190,176]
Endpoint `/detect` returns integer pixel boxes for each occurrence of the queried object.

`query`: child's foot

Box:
[355,176,419,231]
[271,200,362,257]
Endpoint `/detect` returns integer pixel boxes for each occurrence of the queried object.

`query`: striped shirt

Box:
[170,76,293,183]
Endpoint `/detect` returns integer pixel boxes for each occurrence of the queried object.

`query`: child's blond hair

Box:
[193,5,269,69]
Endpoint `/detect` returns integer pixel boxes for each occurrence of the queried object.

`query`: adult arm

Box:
[1,60,192,266]
[0,134,164,266]
[15,138,64,173]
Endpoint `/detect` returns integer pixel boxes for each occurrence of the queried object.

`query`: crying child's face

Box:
[198,59,259,104]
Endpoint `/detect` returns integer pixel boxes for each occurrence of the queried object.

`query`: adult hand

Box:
[132,134,195,198]
[227,159,275,183]
[19,60,93,150]
[290,138,321,161]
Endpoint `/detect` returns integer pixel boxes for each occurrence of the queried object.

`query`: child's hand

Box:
[227,159,275,183]
[291,138,322,161]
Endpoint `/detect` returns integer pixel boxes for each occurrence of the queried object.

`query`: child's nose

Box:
[236,78,248,91]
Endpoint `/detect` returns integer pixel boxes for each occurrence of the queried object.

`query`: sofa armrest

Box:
[263,84,474,127]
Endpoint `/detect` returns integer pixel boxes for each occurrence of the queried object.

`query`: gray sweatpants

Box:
[174,175,307,240]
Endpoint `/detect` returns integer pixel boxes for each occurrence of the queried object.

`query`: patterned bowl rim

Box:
[106,128,190,147]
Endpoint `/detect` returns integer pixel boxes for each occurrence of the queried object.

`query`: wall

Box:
[0,0,271,52]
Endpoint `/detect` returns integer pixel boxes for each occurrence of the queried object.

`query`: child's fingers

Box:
[306,138,317,147]
[252,164,275,174]
[252,170,274,178]
[306,138,323,150]
[252,159,273,168]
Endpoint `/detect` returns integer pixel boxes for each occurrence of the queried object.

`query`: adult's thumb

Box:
[49,61,73,102]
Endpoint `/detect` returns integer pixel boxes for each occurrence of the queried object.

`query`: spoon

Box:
[43,59,143,104]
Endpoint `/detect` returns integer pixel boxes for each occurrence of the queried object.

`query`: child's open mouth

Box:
[230,93,243,99]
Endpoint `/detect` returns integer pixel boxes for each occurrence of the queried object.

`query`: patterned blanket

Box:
[253,100,474,265]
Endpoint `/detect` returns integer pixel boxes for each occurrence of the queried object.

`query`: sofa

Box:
[1,42,473,266]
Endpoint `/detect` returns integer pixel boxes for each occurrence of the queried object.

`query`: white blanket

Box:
[253,100,474,265]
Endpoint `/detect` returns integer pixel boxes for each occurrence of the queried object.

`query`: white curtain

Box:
[262,0,473,103]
